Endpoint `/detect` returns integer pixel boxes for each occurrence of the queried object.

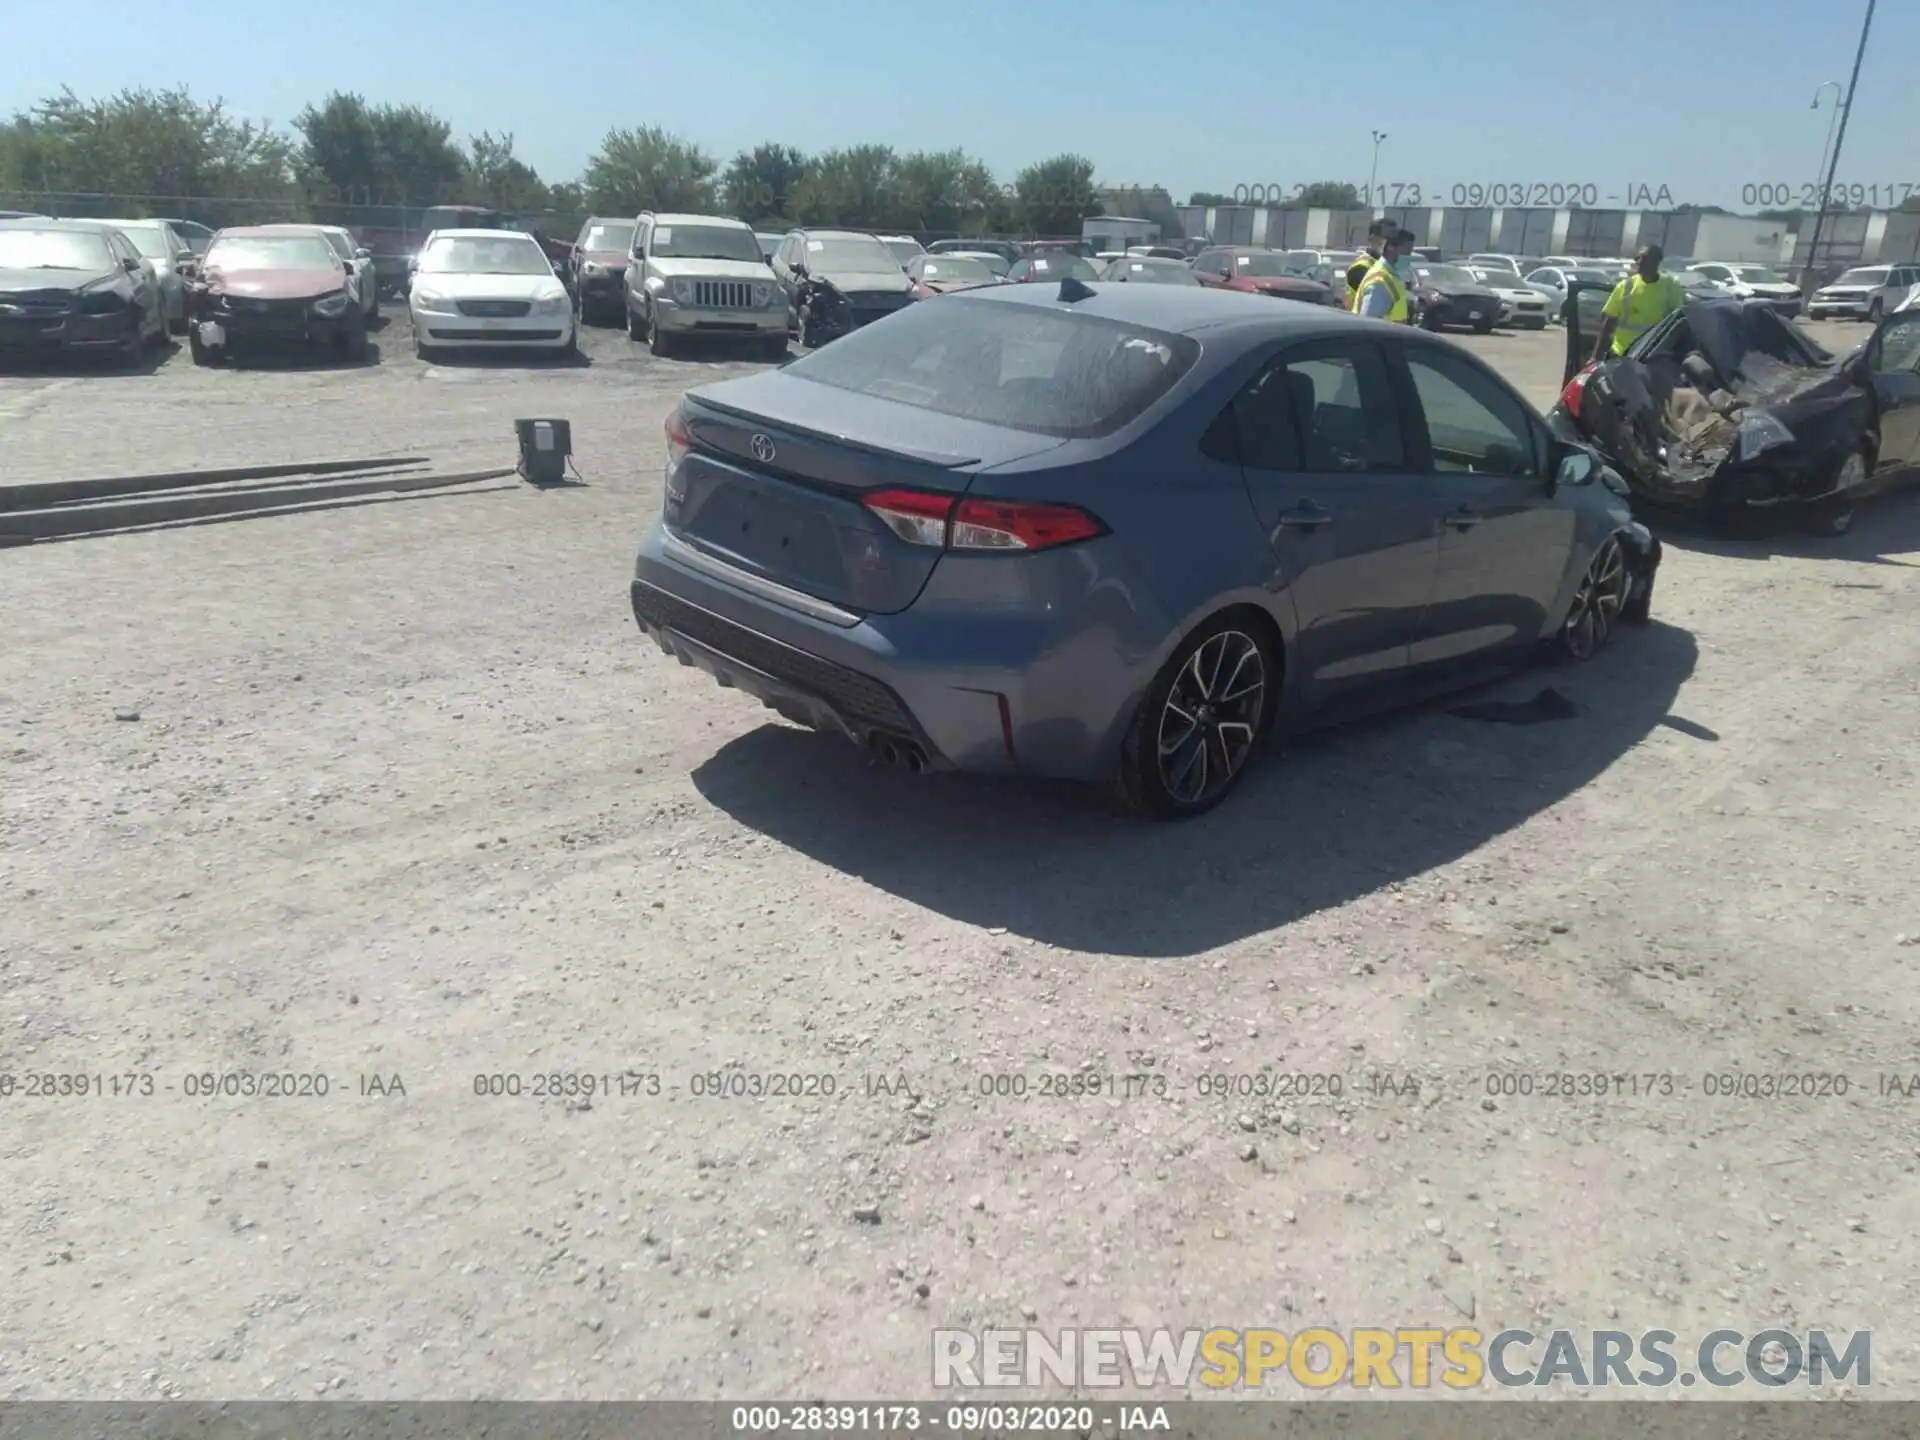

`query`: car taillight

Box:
[1560,368,1592,420]
[861,489,1104,552]
[664,407,692,467]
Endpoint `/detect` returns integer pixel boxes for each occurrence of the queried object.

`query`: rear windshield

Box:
[784,297,1200,439]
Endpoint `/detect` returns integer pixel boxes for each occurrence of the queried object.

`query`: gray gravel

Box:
[1,306,1916,1400]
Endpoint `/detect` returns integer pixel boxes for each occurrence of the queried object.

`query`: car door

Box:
[1862,309,1920,477]
[1209,335,1440,711]
[1395,343,1575,672]
[108,231,156,318]
[1192,250,1227,287]
[629,216,652,315]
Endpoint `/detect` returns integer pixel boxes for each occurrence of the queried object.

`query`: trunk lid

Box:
[670,370,1066,615]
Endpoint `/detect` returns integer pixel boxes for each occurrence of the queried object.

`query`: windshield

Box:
[582,221,635,252]
[1113,260,1199,285]
[1731,266,1784,283]
[1234,253,1310,278]
[803,236,900,272]
[651,224,764,263]
[320,231,354,261]
[914,256,993,284]
[109,224,173,260]
[883,238,922,265]
[1019,254,1099,281]
[1834,268,1889,286]
[954,252,1009,276]
[0,228,114,270]
[1420,265,1482,288]
[206,235,338,270]
[417,234,553,275]
[786,297,1200,439]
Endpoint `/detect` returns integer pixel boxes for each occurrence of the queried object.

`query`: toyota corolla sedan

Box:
[407,229,576,360]
[184,227,366,365]
[630,282,1660,817]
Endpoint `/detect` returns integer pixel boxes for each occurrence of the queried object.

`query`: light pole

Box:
[1367,131,1388,219]
[1810,80,1842,210]
[1802,0,1874,290]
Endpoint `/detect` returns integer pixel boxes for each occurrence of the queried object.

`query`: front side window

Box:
[1404,350,1540,478]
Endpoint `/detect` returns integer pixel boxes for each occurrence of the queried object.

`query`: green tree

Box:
[1012,154,1099,236]
[293,92,465,212]
[465,131,551,213]
[1187,190,1235,206]
[1290,181,1362,209]
[722,143,811,223]
[893,149,1000,235]
[583,126,716,215]
[0,87,293,220]
[789,145,901,228]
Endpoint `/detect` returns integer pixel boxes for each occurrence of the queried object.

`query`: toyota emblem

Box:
[750,433,777,464]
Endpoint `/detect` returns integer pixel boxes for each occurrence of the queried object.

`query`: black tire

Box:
[1472,317,1495,335]
[335,324,368,363]
[648,316,673,358]
[626,301,645,342]
[1557,533,1632,661]
[414,335,438,363]
[1107,615,1276,820]
[1867,297,1884,324]
[760,335,788,362]
[1420,310,1444,332]
[188,331,220,367]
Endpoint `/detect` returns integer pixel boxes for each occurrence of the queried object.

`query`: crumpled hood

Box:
[817,268,913,295]
[202,266,344,301]
[0,266,115,297]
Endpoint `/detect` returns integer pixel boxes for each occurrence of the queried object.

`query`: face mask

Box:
[1391,255,1414,280]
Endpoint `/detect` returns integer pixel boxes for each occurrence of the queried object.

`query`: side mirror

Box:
[355,246,372,259]
[1553,449,1595,491]
[122,257,142,273]
[174,250,194,265]
[792,262,808,277]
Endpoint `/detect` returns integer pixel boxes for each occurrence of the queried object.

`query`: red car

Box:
[182,226,367,365]
[1191,246,1335,306]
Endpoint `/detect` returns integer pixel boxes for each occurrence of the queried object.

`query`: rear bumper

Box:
[629,519,1136,782]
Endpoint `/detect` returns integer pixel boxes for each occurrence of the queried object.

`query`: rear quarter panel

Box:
[952,350,1304,773]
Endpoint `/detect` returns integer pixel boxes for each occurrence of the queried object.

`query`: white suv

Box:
[622,212,789,360]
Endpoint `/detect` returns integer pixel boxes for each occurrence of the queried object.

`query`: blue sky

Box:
[6,0,1915,210]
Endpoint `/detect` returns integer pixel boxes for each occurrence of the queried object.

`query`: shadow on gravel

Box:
[416,347,591,369]
[204,341,383,371]
[692,621,1699,956]
[0,335,177,376]
[1638,487,1920,566]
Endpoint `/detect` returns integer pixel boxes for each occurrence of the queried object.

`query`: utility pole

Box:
[1801,0,1874,291]
[1367,131,1387,218]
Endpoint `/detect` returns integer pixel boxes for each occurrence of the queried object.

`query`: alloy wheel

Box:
[1156,630,1266,806]
[1563,536,1630,660]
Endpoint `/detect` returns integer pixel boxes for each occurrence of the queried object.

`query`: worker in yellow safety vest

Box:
[1345,218,1390,311]
[1354,229,1418,323]
[1592,244,1686,361]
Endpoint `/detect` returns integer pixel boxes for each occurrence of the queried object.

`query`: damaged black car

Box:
[770,229,919,349]
[1552,284,1920,535]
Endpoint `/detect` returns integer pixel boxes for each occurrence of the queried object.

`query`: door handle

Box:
[1275,504,1332,530]
[1443,505,1483,531]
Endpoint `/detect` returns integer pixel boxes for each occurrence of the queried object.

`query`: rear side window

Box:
[784,298,1201,439]
[1215,341,1404,473]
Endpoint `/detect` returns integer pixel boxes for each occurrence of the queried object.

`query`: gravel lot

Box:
[2,304,1917,1401]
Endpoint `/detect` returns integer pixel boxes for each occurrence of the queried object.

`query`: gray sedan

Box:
[631,284,1660,817]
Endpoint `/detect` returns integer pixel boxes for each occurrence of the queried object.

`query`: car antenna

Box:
[1057,276,1095,303]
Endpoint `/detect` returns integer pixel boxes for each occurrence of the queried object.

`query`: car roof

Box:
[0,218,119,232]
[793,228,881,240]
[210,225,349,239]
[643,212,749,228]
[423,228,539,240]
[956,279,1373,340]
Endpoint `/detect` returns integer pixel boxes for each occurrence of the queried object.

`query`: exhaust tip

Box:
[903,747,926,775]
